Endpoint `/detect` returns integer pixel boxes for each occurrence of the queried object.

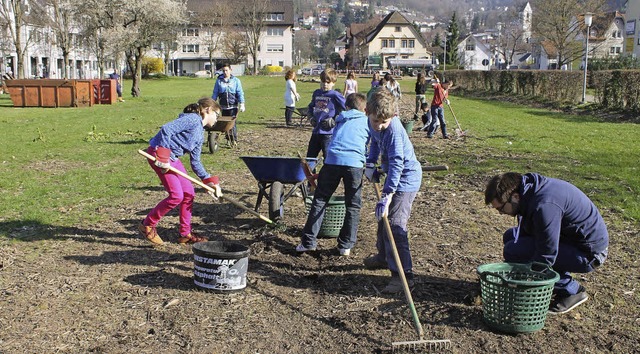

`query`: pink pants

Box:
[143,146,195,236]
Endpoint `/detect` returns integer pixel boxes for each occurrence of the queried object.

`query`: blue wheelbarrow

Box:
[240,156,317,222]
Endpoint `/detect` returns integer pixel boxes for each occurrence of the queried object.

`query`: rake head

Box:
[392,338,452,352]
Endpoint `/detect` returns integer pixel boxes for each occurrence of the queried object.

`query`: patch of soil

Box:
[1,100,638,353]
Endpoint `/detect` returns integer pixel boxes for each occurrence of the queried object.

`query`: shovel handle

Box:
[422,165,449,172]
[138,149,273,224]
[372,183,424,339]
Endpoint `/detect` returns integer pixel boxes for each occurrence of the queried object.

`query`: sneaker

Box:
[426,134,433,138]
[138,223,164,245]
[338,248,351,256]
[443,135,449,139]
[548,286,588,315]
[295,243,317,252]
[363,254,388,270]
[381,276,415,294]
[177,233,208,244]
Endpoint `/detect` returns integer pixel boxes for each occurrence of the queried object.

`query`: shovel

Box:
[138,149,273,224]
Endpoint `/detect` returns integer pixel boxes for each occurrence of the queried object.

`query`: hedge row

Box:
[591,70,640,112]
[440,69,640,111]
[441,70,583,104]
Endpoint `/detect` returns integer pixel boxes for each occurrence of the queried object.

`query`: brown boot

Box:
[178,233,208,244]
[138,223,164,245]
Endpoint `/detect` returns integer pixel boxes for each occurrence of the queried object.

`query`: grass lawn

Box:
[0,75,638,236]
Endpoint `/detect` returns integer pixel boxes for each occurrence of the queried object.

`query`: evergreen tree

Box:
[446,12,460,67]
[342,7,354,27]
[336,0,344,13]
[471,14,480,32]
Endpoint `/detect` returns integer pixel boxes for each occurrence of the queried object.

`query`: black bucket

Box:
[192,241,250,292]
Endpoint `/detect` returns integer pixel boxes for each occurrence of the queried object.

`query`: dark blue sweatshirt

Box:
[517,173,609,265]
[307,89,346,135]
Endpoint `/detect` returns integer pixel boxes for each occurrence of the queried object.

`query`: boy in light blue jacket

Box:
[296,93,370,256]
[363,89,422,294]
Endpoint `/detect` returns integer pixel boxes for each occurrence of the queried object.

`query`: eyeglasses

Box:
[496,194,514,214]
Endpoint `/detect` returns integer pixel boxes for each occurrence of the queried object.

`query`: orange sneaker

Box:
[178,233,208,244]
[138,223,164,245]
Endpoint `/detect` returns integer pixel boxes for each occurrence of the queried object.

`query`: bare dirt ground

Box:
[1,98,639,353]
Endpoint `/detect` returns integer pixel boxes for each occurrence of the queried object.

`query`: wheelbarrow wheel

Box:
[208,131,218,154]
[268,181,285,221]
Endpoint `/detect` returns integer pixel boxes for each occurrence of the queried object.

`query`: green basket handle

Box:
[479,262,559,288]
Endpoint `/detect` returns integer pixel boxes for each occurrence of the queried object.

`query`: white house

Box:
[457,34,494,70]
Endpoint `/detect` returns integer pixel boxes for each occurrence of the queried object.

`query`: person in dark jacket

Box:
[212,63,245,147]
[485,172,609,314]
[305,68,346,159]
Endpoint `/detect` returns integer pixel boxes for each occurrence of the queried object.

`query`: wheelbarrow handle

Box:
[138,149,273,224]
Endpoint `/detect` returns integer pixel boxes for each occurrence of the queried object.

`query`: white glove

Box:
[154,160,170,172]
[295,93,300,101]
[445,99,450,105]
[207,183,223,202]
[364,163,376,181]
[239,103,245,112]
[375,192,394,221]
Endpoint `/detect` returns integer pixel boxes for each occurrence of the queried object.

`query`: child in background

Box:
[414,72,428,119]
[139,98,223,245]
[363,89,423,294]
[370,72,381,88]
[284,69,301,126]
[343,71,358,97]
[296,93,370,256]
[306,69,346,159]
[419,102,432,131]
[426,79,452,139]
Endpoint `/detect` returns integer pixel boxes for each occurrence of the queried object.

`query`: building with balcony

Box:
[345,11,431,70]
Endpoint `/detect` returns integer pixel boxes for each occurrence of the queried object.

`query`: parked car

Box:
[301,64,324,76]
[193,70,211,78]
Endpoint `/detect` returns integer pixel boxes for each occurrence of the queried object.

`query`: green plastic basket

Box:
[477,262,560,333]
[304,195,346,238]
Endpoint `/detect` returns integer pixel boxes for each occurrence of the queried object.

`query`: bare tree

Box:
[222,29,249,64]
[31,0,76,78]
[115,0,186,96]
[234,0,270,75]
[198,2,232,78]
[532,0,605,68]
[0,0,37,78]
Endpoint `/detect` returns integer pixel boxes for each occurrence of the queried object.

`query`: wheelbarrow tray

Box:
[240,156,317,184]
[206,116,235,133]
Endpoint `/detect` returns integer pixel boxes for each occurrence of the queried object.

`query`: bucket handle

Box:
[480,262,555,288]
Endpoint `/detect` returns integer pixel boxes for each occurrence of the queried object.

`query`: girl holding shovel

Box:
[138,97,223,245]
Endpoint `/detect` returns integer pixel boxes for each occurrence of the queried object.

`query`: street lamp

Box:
[443,31,451,82]
[582,12,593,104]
[496,22,503,69]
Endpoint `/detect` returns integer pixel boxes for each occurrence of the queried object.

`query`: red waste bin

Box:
[92,79,117,104]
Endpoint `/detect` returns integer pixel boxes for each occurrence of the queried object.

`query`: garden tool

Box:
[372,182,452,352]
[422,165,449,172]
[297,151,317,191]
[445,101,466,137]
[138,149,273,224]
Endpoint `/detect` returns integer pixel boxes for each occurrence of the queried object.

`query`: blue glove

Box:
[375,192,394,221]
[364,163,376,181]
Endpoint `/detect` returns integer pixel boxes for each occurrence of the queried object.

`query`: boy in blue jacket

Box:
[485,172,609,314]
[363,89,423,294]
[306,68,346,159]
[296,93,370,256]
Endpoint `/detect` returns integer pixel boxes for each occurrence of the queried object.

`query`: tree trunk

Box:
[129,47,143,97]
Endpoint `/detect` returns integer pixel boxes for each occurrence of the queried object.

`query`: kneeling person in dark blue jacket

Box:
[485,172,609,314]
[296,93,370,256]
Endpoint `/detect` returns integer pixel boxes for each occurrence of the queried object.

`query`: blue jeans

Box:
[374,191,417,277]
[306,133,332,160]
[503,228,607,296]
[427,105,448,137]
[300,164,364,250]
